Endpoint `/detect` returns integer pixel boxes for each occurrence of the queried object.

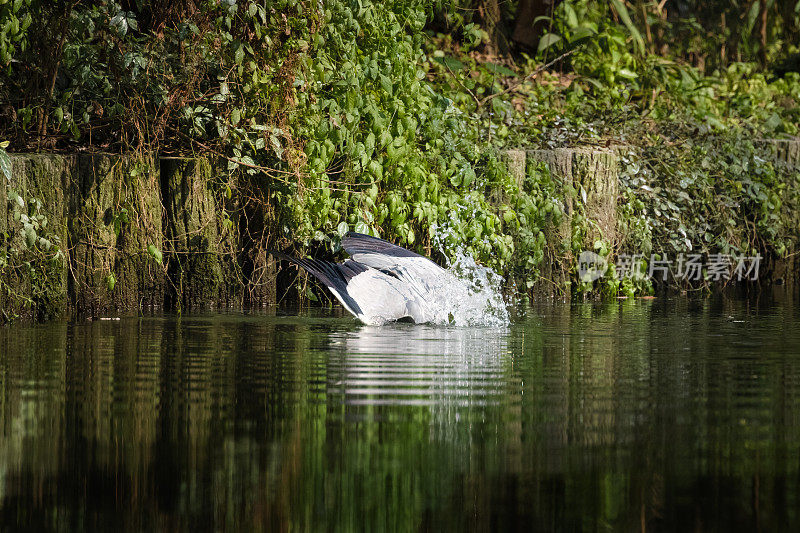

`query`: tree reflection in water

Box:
[1,300,799,531]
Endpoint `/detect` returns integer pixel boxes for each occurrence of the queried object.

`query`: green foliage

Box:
[0,0,33,65]
[1,143,65,319]
[147,244,163,266]
[1,0,798,303]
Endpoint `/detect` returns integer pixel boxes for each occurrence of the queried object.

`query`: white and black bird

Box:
[272,232,453,325]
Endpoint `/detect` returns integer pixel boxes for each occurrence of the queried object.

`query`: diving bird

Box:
[272,232,452,325]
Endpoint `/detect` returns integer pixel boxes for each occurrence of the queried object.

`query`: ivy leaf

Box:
[24,225,36,248]
[483,62,517,77]
[355,221,370,234]
[538,33,561,53]
[270,134,283,159]
[110,13,128,36]
[0,146,11,181]
[147,244,163,265]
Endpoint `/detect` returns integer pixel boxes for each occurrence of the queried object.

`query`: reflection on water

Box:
[1,300,800,531]
[329,325,510,406]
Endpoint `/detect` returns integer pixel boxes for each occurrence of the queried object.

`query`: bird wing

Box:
[341,231,425,259]
[342,268,419,324]
[270,251,417,324]
[341,232,449,293]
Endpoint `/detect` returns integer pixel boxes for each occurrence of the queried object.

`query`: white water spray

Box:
[423,222,510,328]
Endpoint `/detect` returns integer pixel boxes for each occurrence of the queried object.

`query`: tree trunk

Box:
[759,0,768,66]
[511,0,561,51]
[475,0,507,56]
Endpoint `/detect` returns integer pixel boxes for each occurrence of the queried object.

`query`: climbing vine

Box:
[0,0,798,303]
[0,143,65,320]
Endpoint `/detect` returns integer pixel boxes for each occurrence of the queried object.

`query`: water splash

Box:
[424,224,510,328]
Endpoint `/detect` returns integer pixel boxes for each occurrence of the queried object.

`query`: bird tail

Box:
[267,250,363,316]
[267,250,337,288]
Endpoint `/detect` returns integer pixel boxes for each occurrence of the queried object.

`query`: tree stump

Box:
[161,157,242,310]
[528,147,619,297]
[3,154,74,320]
[70,154,165,314]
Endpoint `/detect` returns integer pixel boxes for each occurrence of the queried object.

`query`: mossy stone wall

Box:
[2,153,271,321]
[3,155,74,320]
[70,154,165,313]
[161,157,242,310]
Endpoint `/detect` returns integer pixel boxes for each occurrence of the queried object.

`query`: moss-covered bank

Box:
[2,138,798,322]
[2,153,277,322]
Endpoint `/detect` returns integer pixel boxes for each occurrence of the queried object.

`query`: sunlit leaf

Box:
[609,0,645,53]
[538,33,561,52]
[432,56,466,71]
[147,244,163,265]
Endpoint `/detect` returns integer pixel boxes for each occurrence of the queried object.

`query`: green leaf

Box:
[609,0,645,53]
[24,224,36,248]
[379,74,393,95]
[571,26,597,41]
[745,1,760,34]
[305,285,318,301]
[483,62,517,77]
[106,273,116,291]
[764,112,782,132]
[0,146,11,181]
[147,244,163,265]
[432,56,466,71]
[538,33,561,52]
[270,135,283,159]
[564,3,579,28]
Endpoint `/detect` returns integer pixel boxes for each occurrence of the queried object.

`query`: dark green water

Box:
[1,299,800,531]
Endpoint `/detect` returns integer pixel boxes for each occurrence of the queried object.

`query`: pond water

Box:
[1,298,800,531]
